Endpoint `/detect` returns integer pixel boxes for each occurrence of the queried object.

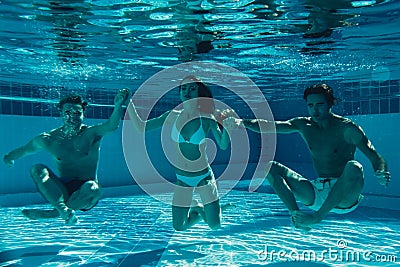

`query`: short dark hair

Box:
[179,75,215,114]
[56,94,88,111]
[304,83,337,107]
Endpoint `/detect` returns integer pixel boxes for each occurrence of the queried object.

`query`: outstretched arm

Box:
[346,124,390,187]
[224,117,301,134]
[127,99,172,132]
[126,98,145,132]
[3,135,46,167]
[93,88,131,136]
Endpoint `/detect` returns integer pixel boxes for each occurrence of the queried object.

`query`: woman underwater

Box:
[127,75,232,230]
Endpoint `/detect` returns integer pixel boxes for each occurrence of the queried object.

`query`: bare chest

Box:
[47,134,101,162]
[302,127,353,158]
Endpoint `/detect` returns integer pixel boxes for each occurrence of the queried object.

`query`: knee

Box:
[81,180,99,190]
[30,164,49,182]
[343,160,363,183]
[266,161,282,185]
[81,181,101,198]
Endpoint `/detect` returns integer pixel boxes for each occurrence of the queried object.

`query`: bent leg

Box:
[66,180,102,211]
[267,161,315,212]
[293,160,364,228]
[29,164,77,224]
[198,179,222,230]
[335,161,364,209]
[172,182,201,231]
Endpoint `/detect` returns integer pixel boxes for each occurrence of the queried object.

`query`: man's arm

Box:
[127,100,172,132]
[225,117,302,134]
[92,88,130,136]
[3,134,46,167]
[345,123,390,186]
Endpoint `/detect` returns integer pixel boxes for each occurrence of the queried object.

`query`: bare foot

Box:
[290,211,312,232]
[22,208,78,224]
[61,209,78,225]
[191,201,235,213]
[189,201,236,225]
[291,210,321,231]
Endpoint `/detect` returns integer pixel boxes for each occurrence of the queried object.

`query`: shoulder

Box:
[334,114,352,124]
[39,128,59,140]
[77,124,95,134]
[32,130,54,147]
[79,124,90,131]
[201,112,218,126]
[201,112,216,120]
[338,116,363,133]
[146,109,176,126]
[288,116,311,127]
[195,113,217,132]
[38,131,52,138]
[340,117,366,144]
[72,124,103,139]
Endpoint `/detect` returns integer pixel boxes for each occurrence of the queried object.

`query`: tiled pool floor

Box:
[0,186,399,266]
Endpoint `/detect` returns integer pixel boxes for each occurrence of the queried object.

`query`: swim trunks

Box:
[306,177,363,214]
[60,178,99,211]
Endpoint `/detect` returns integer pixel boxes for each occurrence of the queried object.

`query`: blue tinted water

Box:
[1,181,399,266]
[0,0,399,102]
[1,0,399,266]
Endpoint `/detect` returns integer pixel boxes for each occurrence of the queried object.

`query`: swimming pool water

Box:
[1,181,398,266]
[1,0,400,103]
[1,1,399,266]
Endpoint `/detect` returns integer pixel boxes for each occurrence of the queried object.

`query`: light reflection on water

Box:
[0,0,399,103]
[0,186,398,266]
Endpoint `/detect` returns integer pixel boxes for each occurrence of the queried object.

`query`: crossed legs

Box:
[25,164,101,224]
[266,160,364,229]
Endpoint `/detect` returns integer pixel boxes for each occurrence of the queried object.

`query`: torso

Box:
[296,116,357,177]
[170,110,211,176]
[41,125,102,180]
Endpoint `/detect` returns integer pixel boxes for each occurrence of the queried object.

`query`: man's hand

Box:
[376,170,391,187]
[3,154,15,167]
[114,88,131,106]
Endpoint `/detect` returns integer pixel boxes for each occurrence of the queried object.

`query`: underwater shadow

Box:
[115,241,211,267]
[0,245,65,266]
